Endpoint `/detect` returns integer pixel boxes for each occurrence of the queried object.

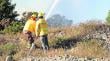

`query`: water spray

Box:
[45,0,60,20]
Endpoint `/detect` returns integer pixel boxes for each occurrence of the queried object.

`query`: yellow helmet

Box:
[31,12,38,18]
[38,12,44,17]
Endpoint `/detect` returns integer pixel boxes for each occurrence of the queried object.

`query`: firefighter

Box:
[36,12,49,52]
[23,12,38,48]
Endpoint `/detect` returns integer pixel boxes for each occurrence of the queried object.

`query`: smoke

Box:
[45,0,60,20]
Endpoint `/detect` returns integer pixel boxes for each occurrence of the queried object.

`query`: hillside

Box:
[0,22,110,61]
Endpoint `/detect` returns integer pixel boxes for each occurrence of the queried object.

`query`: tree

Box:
[106,10,110,24]
[47,14,73,27]
[0,0,18,20]
[20,12,33,21]
[20,11,38,21]
[0,0,18,31]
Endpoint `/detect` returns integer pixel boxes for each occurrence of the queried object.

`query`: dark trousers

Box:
[25,31,34,45]
[40,35,49,51]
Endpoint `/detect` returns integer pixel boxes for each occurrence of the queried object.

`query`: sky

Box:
[12,0,110,24]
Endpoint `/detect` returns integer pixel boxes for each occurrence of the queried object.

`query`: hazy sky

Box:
[12,0,110,24]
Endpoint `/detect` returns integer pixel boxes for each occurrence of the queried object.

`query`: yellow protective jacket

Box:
[23,19,36,33]
[36,19,48,36]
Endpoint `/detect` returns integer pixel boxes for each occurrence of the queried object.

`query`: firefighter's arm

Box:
[23,21,30,34]
[36,22,40,37]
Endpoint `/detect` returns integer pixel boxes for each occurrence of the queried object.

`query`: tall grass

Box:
[69,39,107,58]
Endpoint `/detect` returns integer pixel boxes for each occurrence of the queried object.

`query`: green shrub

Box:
[106,10,110,24]
[50,36,69,48]
[3,21,24,33]
[2,43,17,52]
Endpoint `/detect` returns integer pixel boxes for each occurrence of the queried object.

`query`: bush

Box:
[50,36,70,48]
[3,21,24,33]
[2,43,17,52]
[51,37,66,46]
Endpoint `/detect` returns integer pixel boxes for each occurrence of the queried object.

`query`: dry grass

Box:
[0,21,109,61]
[68,39,108,58]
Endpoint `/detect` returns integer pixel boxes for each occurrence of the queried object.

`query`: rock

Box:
[20,56,110,61]
[83,26,110,51]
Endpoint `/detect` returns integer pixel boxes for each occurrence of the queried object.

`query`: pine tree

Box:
[0,0,18,20]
